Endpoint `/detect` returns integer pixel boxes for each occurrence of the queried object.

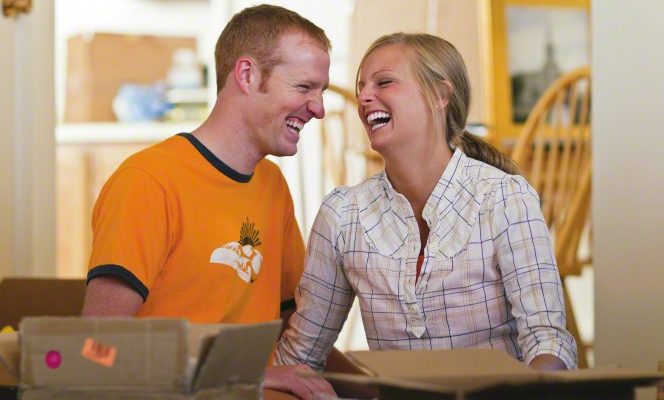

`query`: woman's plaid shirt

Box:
[276,149,577,370]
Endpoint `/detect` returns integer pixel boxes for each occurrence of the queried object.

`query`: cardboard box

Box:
[0,278,86,331]
[0,333,19,387]
[0,317,280,399]
[323,349,664,400]
[65,33,196,122]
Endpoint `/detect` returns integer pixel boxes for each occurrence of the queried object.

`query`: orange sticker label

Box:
[81,337,117,367]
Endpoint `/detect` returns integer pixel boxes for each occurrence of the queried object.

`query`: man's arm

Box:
[82,276,143,317]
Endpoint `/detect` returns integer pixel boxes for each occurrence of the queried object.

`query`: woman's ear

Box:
[437,96,449,110]
[233,57,257,94]
[437,81,454,109]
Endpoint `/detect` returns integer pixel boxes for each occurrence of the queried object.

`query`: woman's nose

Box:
[357,88,374,105]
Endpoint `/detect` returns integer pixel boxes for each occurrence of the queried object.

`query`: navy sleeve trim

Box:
[87,264,149,302]
[280,298,296,312]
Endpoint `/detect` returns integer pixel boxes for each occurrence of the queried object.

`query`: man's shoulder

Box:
[254,158,287,183]
[98,135,189,190]
[111,135,193,181]
[123,135,186,165]
[256,157,281,173]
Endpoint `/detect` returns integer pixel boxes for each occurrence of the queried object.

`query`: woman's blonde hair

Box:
[357,32,519,175]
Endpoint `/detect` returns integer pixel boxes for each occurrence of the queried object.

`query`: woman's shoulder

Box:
[461,155,537,207]
[321,172,385,214]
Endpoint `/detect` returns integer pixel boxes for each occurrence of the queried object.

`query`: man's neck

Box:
[190,99,263,175]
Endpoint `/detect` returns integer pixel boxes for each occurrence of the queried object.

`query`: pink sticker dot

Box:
[45,350,61,369]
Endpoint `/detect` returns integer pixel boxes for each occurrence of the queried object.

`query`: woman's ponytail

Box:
[455,131,521,175]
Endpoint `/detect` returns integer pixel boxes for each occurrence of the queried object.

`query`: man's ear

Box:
[233,57,258,94]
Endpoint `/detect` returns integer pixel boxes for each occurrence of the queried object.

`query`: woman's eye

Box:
[378,80,392,87]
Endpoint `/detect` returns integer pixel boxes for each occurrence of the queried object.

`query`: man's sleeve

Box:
[87,167,171,301]
[279,193,305,310]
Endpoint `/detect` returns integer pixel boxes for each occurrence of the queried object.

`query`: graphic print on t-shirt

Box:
[210,218,263,283]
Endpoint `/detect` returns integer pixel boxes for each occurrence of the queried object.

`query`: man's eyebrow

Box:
[302,79,328,91]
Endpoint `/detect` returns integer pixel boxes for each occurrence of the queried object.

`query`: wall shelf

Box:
[55,122,199,144]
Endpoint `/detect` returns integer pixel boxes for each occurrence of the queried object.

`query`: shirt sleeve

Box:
[280,191,305,308]
[491,175,578,369]
[87,166,172,301]
[275,188,355,371]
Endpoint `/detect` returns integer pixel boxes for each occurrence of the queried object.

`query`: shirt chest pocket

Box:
[425,241,501,293]
[344,252,404,299]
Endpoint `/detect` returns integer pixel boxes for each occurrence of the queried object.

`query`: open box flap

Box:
[347,349,536,379]
[542,366,664,386]
[0,333,19,386]
[341,349,664,396]
[192,320,281,391]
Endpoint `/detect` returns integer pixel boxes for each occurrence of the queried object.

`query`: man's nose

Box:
[308,93,325,119]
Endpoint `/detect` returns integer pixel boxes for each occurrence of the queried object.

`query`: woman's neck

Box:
[383,141,453,216]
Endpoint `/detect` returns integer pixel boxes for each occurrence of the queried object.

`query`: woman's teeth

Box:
[366,111,392,131]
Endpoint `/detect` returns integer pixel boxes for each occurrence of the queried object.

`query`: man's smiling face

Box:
[250,32,330,157]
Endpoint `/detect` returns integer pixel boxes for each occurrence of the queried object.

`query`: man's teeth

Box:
[286,120,303,133]
[366,111,392,131]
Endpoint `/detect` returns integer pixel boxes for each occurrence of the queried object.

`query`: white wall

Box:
[593,1,664,398]
[0,12,18,277]
[0,2,56,276]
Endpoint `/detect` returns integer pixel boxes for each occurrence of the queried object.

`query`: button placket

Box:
[394,184,427,339]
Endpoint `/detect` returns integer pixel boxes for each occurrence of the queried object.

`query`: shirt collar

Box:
[359,148,486,259]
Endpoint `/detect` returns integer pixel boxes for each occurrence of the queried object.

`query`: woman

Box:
[275,33,577,372]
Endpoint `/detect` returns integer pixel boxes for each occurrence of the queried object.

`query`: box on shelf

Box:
[65,33,197,122]
[0,317,280,399]
[324,349,664,400]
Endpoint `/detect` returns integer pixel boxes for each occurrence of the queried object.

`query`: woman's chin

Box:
[369,139,388,154]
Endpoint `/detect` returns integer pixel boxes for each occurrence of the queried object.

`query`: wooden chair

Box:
[320,84,382,189]
[511,66,592,367]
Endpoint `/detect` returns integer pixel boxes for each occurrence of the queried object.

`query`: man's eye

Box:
[297,85,311,91]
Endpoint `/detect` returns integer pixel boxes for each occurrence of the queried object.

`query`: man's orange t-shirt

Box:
[88,133,305,323]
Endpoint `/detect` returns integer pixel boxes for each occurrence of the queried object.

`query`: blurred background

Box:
[3,2,664,397]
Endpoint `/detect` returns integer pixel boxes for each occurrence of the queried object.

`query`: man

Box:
[82,4,335,399]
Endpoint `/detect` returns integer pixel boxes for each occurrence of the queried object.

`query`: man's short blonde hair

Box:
[214,4,331,93]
